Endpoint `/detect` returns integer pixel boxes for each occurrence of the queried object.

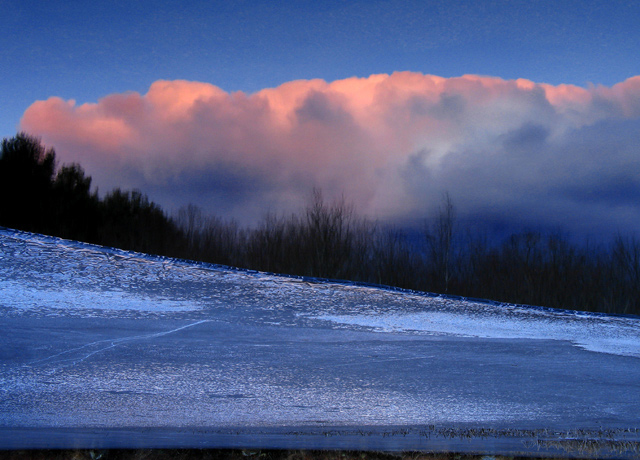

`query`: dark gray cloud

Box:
[295,90,354,125]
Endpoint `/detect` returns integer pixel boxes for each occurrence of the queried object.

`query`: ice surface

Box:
[312,307,640,358]
[1,227,640,455]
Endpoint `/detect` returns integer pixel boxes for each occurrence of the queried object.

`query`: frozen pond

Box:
[1,228,640,457]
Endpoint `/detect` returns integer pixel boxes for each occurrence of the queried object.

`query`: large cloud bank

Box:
[20,72,640,239]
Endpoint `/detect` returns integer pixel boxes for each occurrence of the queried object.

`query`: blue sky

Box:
[4,0,640,240]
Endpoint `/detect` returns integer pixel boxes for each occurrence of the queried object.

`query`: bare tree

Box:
[425,192,457,293]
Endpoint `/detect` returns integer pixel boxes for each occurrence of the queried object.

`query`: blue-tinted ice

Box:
[1,228,640,456]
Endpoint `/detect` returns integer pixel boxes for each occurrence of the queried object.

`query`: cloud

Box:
[19,73,640,239]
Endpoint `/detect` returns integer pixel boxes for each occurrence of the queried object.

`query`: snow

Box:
[312,308,640,358]
[1,227,640,456]
[3,226,639,357]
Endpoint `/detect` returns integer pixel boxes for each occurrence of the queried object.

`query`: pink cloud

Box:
[19,73,640,236]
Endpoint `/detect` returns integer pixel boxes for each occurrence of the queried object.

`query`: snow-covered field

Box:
[1,228,639,457]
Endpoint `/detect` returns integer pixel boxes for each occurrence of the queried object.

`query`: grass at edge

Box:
[0,450,597,460]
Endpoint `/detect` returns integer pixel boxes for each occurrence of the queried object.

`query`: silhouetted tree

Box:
[99,188,182,256]
[373,227,419,289]
[424,192,457,293]
[52,163,101,241]
[0,133,56,232]
[303,189,357,278]
[175,204,244,266]
[246,211,303,274]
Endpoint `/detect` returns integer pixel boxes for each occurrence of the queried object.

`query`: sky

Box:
[3,0,640,241]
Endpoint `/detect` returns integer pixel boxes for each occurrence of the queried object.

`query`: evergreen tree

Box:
[53,163,100,242]
[0,133,56,232]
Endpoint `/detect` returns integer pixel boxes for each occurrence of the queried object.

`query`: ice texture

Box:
[312,307,640,358]
[1,227,640,443]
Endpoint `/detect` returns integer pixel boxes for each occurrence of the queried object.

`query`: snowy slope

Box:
[2,227,639,357]
[1,228,640,455]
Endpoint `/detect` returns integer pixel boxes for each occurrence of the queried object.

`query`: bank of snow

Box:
[2,227,640,360]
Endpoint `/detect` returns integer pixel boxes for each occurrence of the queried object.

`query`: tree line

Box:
[0,133,181,255]
[2,132,640,316]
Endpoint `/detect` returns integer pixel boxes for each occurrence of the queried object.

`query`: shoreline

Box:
[1,425,639,459]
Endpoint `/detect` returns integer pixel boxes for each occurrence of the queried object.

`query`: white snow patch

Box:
[0,280,199,314]
[312,309,640,358]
